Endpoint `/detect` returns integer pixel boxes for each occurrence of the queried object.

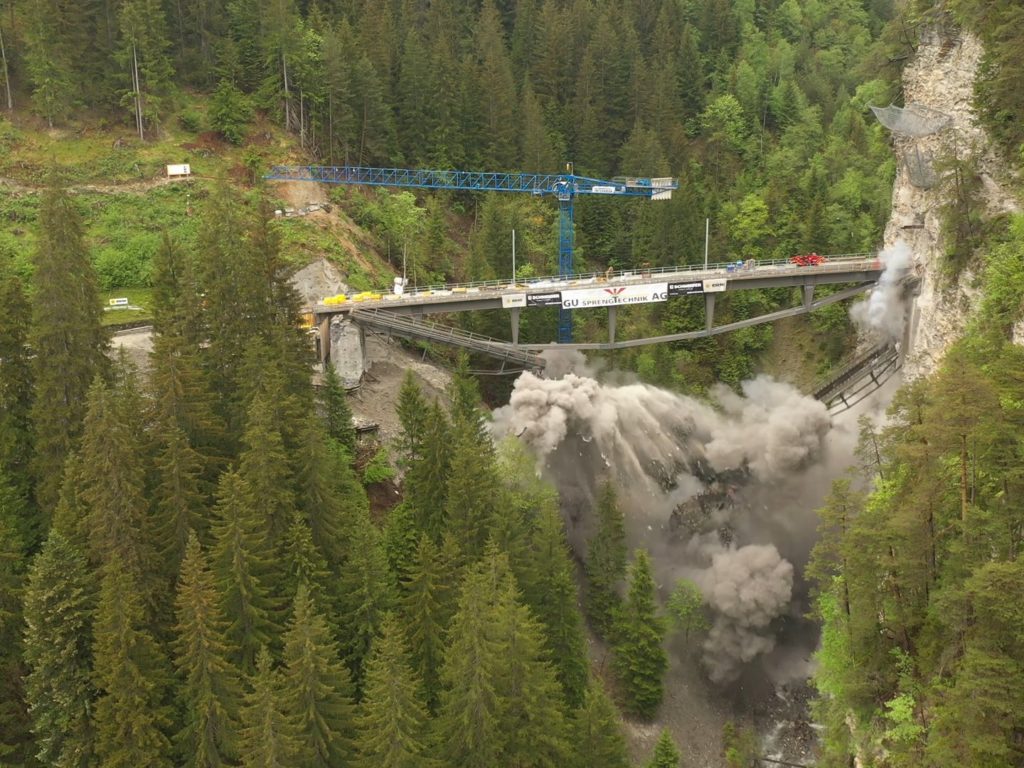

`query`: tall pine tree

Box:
[29,173,107,516]
[585,480,627,637]
[612,550,667,720]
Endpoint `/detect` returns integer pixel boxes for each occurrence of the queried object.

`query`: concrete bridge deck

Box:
[309,254,884,319]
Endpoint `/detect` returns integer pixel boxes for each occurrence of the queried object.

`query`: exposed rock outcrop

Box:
[881,26,1021,378]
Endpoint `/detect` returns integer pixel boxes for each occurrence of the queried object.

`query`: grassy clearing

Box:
[0,105,395,301]
[100,288,154,326]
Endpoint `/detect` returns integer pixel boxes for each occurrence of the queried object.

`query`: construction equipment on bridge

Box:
[265,163,678,342]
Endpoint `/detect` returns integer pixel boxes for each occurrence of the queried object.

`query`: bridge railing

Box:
[315,252,882,309]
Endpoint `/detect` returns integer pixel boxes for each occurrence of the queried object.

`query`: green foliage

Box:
[209,79,252,145]
[646,730,681,768]
[666,578,709,640]
[354,613,435,768]
[318,365,357,455]
[363,446,396,485]
[23,532,97,768]
[239,647,299,768]
[611,550,667,720]
[722,722,759,768]
[569,680,630,768]
[585,480,627,637]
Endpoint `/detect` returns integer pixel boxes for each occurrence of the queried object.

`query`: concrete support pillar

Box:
[803,284,815,309]
[317,314,332,366]
[608,306,617,344]
[329,315,366,388]
[704,293,716,333]
[510,307,520,346]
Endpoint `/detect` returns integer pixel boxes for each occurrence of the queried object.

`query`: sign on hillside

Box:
[108,297,130,307]
[166,163,192,178]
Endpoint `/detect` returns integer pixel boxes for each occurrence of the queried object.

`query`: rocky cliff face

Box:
[882,25,1021,378]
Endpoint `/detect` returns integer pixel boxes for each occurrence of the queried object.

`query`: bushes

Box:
[94,234,159,289]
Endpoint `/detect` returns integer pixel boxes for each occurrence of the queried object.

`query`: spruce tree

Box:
[0,497,32,764]
[283,512,333,612]
[405,401,451,540]
[78,375,160,603]
[384,501,421,584]
[173,532,242,768]
[570,680,631,768]
[523,504,588,707]
[92,561,173,768]
[318,364,356,455]
[29,174,108,515]
[354,613,435,768]
[281,584,357,768]
[436,554,505,768]
[23,531,97,768]
[237,393,297,550]
[117,0,176,137]
[612,550,667,720]
[443,419,500,564]
[646,729,681,768]
[295,419,353,565]
[210,470,279,673]
[239,647,298,768]
[585,480,627,637]
[336,509,396,687]
[492,574,571,768]
[0,258,34,535]
[400,534,451,709]
[153,418,209,577]
[395,370,427,464]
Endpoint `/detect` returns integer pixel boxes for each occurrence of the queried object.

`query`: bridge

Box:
[314,253,886,382]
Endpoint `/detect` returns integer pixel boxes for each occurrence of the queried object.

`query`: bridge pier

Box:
[510,307,520,346]
[328,315,367,388]
[608,306,617,344]
[803,284,815,309]
[704,293,716,332]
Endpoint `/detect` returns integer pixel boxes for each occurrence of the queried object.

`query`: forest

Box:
[1,0,1024,767]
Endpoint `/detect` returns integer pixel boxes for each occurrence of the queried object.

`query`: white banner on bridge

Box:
[561,283,668,309]
[501,293,527,308]
[702,278,728,293]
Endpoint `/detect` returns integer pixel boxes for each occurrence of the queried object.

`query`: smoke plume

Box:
[850,240,912,340]
[492,357,832,680]
[697,544,794,684]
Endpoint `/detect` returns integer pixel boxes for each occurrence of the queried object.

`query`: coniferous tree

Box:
[400,534,451,710]
[336,509,395,687]
[210,470,279,673]
[153,419,209,577]
[23,531,97,768]
[612,550,667,719]
[281,584,357,768]
[0,258,33,532]
[238,647,298,768]
[29,174,108,515]
[118,0,176,138]
[522,503,588,707]
[92,560,173,768]
[318,364,356,455]
[395,370,427,464]
[405,401,451,540]
[570,680,630,768]
[354,613,435,768]
[0,498,31,764]
[282,512,333,612]
[585,480,627,637]
[78,375,159,602]
[435,554,506,768]
[173,532,242,768]
[443,401,500,564]
[646,729,681,768]
[237,393,296,550]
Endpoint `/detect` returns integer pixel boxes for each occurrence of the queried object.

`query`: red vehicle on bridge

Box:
[790,252,826,266]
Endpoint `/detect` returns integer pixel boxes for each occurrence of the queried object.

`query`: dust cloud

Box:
[491,355,833,681]
[850,240,912,341]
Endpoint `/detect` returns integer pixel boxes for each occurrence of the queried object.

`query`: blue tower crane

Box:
[265,163,678,342]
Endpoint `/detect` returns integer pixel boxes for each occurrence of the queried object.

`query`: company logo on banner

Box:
[561,283,668,309]
[667,281,703,297]
[526,292,563,307]
[702,278,728,293]
[501,293,527,309]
